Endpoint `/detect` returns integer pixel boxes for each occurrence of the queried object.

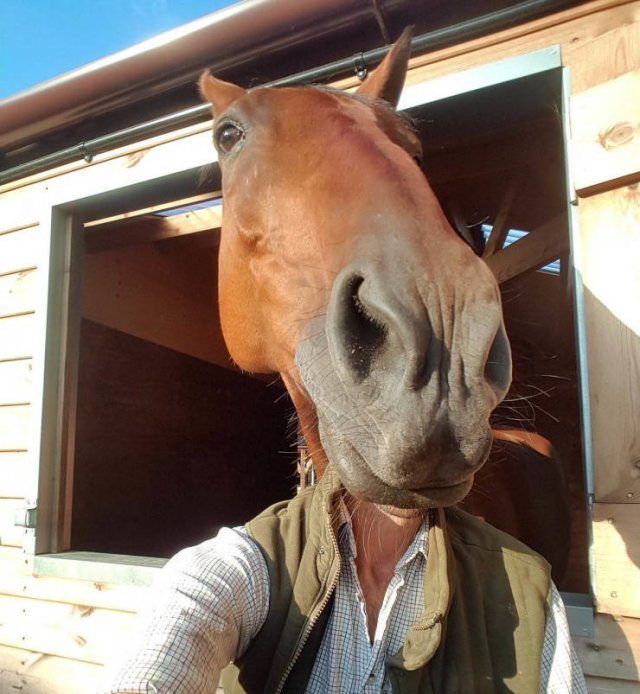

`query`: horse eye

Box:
[215,123,244,154]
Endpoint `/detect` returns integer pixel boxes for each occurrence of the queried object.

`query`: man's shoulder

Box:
[445,505,551,573]
[247,469,341,533]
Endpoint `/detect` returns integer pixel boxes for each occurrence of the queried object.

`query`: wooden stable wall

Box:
[0,1,639,691]
[83,233,230,366]
[0,221,136,688]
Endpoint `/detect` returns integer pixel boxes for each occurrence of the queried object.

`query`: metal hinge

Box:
[14,501,37,529]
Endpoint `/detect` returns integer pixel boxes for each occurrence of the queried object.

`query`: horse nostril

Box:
[336,275,387,382]
[484,324,512,400]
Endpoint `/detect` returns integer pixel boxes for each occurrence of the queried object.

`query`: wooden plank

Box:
[586,675,640,692]
[0,644,104,694]
[0,594,137,665]
[566,18,640,96]
[0,547,29,583]
[0,452,31,499]
[592,503,640,618]
[574,612,640,681]
[0,222,39,236]
[0,269,37,318]
[0,499,26,548]
[0,571,146,613]
[0,360,33,405]
[0,314,37,362]
[483,214,568,284]
[577,189,640,502]
[85,204,223,253]
[571,70,640,196]
[84,191,221,227]
[0,227,39,277]
[0,404,31,452]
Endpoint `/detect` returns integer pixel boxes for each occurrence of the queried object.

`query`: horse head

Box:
[199,29,511,510]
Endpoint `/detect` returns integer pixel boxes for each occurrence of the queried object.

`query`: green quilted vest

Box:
[222,468,551,693]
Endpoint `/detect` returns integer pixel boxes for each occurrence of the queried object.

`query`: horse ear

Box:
[199,71,246,116]
[355,27,413,108]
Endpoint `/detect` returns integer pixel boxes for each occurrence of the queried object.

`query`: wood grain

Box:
[0,644,104,694]
[0,594,137,664]
[567,18,640,94]
[592,503,640,618]
[577,188,640,503]
[571,70,640,195]
[574,612,640,681]
[0,570,146,613]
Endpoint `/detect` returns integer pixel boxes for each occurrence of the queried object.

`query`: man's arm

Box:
[98,528,269,694]
[540,583,588,693]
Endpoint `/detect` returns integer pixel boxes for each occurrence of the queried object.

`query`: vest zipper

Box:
[274,513,342,694]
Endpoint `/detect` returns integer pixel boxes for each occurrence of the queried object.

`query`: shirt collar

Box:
[337,494,429,568]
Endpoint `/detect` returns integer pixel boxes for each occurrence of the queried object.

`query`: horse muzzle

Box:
[295,238,511,508]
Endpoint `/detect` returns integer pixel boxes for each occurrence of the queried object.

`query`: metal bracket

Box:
[79,141,93,163]
[14,502,37,529]
[352,52,368,82]
[562,592,595,638]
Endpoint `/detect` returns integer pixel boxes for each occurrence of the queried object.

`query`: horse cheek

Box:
[218,260,270,373]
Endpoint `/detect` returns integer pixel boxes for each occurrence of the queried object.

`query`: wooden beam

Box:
[85,205,223,253]
[571,69,640,196]
[483,177,520,257]
[483,214,568,284]
[84,191,220,227]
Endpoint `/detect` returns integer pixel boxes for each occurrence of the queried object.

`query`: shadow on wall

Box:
[574,281,640,682]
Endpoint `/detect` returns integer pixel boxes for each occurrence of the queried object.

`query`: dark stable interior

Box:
[71,224,295,558]
[70,68,588,591]
[72,320,294,558]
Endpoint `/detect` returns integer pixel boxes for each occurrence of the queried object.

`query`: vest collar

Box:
[318,467,453,671]
[387,507,453,670]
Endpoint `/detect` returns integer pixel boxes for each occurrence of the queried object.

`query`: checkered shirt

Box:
[100,505,587,693]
